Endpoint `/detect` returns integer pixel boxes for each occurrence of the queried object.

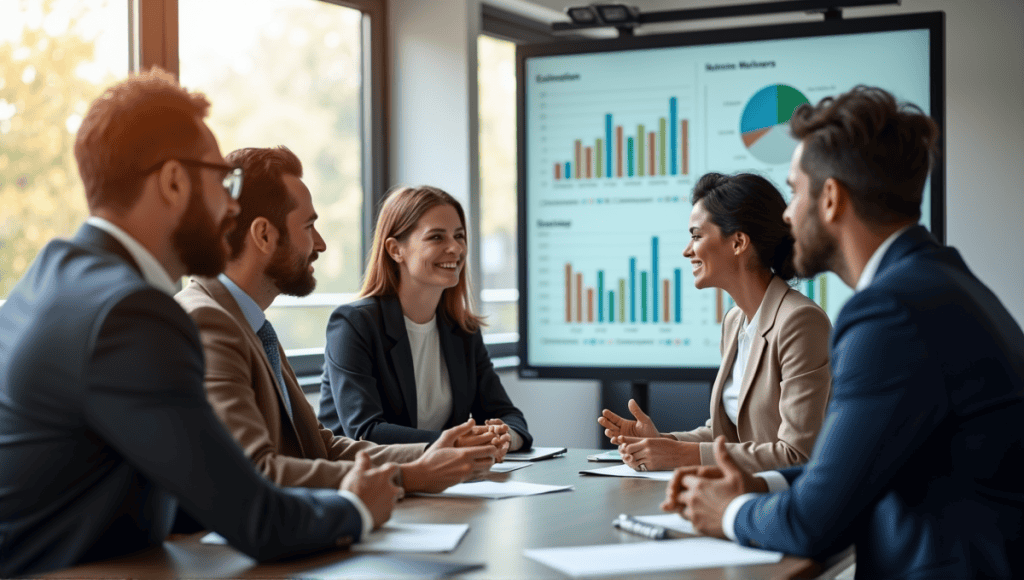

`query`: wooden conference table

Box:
[46,449,820,579]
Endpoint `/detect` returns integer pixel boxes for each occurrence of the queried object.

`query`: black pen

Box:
[613,514,670,540]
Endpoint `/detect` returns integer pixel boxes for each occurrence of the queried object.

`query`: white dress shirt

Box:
[721,303,763,425]
[721,226,913,541]
[404,316,454,431]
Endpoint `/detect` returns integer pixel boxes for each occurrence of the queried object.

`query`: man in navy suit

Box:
[664,86,1024,578]
[0,69,401,576]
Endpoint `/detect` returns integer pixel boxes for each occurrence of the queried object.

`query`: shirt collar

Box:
[217,273,266,333]
[855,225,914,291]
[86,216,179,295]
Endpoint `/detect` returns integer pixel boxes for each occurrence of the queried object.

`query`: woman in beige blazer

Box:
[599,172,832,473]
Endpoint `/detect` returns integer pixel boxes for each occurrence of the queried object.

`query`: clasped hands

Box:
[398,418,507,495]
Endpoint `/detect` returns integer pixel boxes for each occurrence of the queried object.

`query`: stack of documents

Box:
[525,538,784,577]
[201,523,470,553]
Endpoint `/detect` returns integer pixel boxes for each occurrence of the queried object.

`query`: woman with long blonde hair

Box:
[318,185,532,452]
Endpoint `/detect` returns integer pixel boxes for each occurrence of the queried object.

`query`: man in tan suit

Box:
[176,146,504,494]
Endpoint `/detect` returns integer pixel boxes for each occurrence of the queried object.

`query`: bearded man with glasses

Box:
[0,69,401,576]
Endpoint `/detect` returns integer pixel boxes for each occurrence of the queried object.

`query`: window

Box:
[0,0,128,298]
[477,34,519,341]
[178,0,365,350]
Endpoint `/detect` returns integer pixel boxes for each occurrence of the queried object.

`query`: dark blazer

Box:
[318,295,532,448]
[0,224,364,576]
[733,226,1024,579]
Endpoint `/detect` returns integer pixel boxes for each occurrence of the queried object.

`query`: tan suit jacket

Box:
[669,276,832,472]
[176,277,425,490]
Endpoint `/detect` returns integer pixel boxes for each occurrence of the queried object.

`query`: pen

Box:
[613,514,670,540]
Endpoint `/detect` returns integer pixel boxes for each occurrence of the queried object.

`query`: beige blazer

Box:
[176,277,425,490]
[669,276,832,472]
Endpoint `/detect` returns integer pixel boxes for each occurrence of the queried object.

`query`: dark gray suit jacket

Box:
[318,295,532,448]
[0,224,363,576]
[733,226,1024,579]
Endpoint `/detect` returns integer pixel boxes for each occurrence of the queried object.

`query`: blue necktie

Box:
[257,320,293,421]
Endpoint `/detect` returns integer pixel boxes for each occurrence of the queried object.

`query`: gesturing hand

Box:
[340,451,402,530]
[597,398,661,442]
[615,436,700,471]
[661,437,767,538]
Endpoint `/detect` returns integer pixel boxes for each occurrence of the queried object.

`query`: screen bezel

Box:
[515,12,946,382]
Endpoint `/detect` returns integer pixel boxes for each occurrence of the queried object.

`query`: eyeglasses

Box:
[143,158,244,200]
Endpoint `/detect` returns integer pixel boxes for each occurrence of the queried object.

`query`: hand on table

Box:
[483,419,513,461]
[401,420,498,493]
[340,451,402,530]
[660,436,768,538]
[614,436,700,471]
[597,398,661,442]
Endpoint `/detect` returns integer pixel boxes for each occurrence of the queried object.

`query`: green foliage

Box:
[0,0,117,296]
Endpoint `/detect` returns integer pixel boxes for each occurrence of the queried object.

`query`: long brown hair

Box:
[360,185,483,333]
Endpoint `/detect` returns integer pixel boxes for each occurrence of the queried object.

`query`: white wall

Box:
[387,0,1024,449]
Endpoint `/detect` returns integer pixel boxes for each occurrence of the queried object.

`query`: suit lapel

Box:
[197,277,305,447]
[437,313,467,428]
[381,296,420,426]
[736,276,788,415]
[710,311,740,438]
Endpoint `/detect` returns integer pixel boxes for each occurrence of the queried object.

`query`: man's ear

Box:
[155,160,190,210]
[249,217,279,256]
[384,237,403,263]
[820,177,846,224]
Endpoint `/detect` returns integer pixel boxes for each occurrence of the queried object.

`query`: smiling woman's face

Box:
[682,199,737,290]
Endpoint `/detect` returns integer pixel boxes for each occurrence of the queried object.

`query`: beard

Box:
[266,235,318,297]
[172,176,234,277]
[792,200,839,279]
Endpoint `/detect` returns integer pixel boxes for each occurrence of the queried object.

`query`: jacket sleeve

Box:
[321,307,443,444]
[697,303,832,472]
[468,330,533,450]
[733,290,948,558]
[84,290,365,560]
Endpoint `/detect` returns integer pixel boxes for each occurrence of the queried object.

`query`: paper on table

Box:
[202,523,469,553]
[525,538,784,577]
[490,461,532,473]
[633,513,697,535]
[415,480,573,499]
[299,554,484,579]
[504,446,567,461]
[579,463,674,481]
[354,523,469,552]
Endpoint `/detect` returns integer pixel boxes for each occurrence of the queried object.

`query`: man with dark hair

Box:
[664,86,1024,578]
[0,70,401,577]
[176,145,503,493]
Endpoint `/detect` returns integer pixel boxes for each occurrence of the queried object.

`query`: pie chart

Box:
[740,84,810,165]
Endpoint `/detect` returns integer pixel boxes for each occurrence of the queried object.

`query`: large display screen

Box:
[517,13,944,381]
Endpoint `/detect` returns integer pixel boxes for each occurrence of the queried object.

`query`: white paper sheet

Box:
[201,523,469,553]
[353,523,469,553]
[504,446,567,461]
[415,480,573,499]
[579,463,675,481]
[632,513,697,535]
[490,461,532,473]
[525,538,784,577]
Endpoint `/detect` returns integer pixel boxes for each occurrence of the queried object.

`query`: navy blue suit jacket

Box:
[0,224,364,576]
[318,295,532,448]
[733,226,1024,579]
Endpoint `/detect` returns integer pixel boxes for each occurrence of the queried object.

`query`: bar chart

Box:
[552,98,690,181]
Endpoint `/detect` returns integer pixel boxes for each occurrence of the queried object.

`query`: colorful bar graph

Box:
[555,163,561,180]
[561,240,685,326]
[553,98,690,182]
[627,137,634,177]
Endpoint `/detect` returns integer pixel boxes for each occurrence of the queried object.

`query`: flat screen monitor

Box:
[516,12,945,381]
